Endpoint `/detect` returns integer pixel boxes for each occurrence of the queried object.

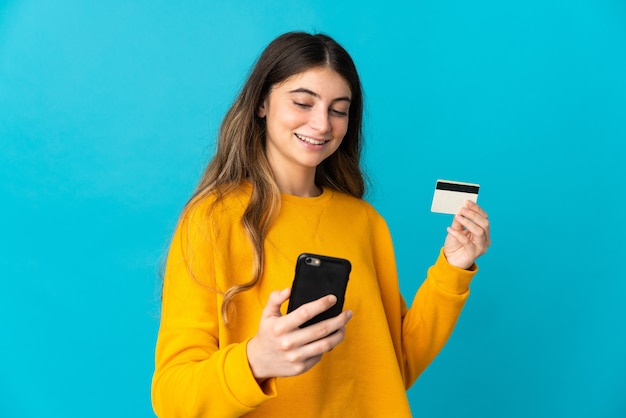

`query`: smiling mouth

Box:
[295,133,329,145]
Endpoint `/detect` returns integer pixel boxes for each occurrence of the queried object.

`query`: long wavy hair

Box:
[188,31,365,324]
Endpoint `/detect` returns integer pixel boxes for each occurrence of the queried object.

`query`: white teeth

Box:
[296,133,326,145]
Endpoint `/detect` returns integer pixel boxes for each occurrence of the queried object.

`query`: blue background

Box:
[1,1,625,417]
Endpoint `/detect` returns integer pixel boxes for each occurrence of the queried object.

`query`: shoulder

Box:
[178,183,252,233]
[185,183,251,217]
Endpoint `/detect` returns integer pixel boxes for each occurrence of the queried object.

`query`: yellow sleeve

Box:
[151,203,277,418]
[401,248,476,387]
[369,209,476,389]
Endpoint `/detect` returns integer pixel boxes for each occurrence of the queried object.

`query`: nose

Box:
[309,107,331,134]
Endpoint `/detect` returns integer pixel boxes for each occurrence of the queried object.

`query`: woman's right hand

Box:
[246,288,352,381]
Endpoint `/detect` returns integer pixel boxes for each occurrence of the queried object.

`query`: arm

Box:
[152,206,277,418]
[370,201,490,388]
[402,200,490,385]
[152,203,353,417]
[400,249,476,386]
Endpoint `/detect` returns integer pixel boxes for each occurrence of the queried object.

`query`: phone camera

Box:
[305,257,321,266]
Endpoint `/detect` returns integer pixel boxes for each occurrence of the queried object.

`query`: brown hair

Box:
[189,32,365,323]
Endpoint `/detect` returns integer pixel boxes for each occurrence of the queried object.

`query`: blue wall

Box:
[1,1,625,416]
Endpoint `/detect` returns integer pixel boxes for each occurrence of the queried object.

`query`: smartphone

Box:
[286,253,351,328]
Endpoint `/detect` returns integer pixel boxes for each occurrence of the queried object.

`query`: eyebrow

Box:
[288,88,351,103]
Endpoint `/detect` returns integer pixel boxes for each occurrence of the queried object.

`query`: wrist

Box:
[246,336,269,382]
[443,249,474,270]
[433,248,477,294]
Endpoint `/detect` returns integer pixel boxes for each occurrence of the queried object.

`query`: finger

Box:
[454,213,487,242]
[452,213,491,253]
[465,200,489,219]
[305,325,347,354]
[262,288,291,319]
[288,309,352,347]
[446,225,473,247]
[290,325,348,364]
[284,294,339,330]
[459,206,490,232]
[450,212,465,231]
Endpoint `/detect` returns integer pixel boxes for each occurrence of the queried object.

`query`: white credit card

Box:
[431,179,480,214]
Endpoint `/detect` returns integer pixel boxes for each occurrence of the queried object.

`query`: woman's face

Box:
[258,66,352,177]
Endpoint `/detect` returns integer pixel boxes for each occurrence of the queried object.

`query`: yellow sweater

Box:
[152,184,476,417]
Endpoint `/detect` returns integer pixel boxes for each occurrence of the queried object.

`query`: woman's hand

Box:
[443,200,491,270]
[247,288,352,381]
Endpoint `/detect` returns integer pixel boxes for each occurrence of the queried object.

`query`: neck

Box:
[271,167,321,197]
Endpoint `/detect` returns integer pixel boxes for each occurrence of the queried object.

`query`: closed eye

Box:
[293,101,348,117]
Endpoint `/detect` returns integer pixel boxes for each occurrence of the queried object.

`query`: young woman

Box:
[152,32,490,417]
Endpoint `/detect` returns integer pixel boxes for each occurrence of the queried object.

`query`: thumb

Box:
[449,213,464,232]
[262,288,291,319]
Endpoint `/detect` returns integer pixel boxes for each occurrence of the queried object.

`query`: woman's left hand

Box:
[443,200,491,270]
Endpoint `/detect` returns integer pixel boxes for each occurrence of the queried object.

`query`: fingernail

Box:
[346,310,353,320]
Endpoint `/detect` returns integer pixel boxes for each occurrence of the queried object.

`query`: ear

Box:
[257,99,267,118]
